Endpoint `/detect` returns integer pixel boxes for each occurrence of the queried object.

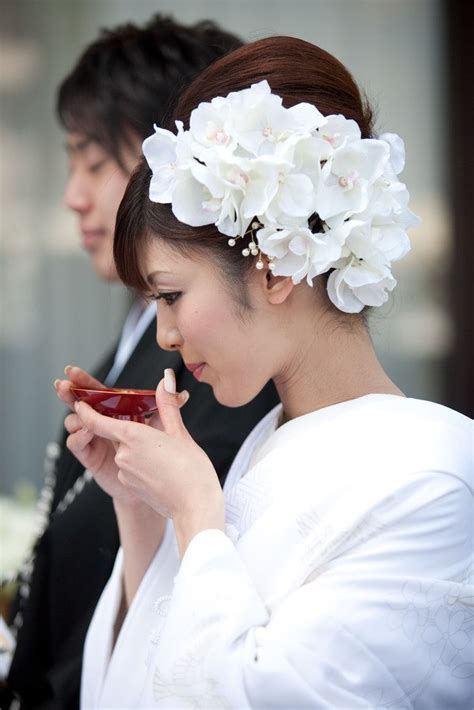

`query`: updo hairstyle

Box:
[114,36,374,306]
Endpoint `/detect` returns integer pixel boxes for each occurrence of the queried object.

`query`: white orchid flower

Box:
[232,82,325,157]
[188,157,251,237]
[319,114,361,147]
[226,79,273,113]
[276,134,326,193]
[315,139,390,220]
[142,123,192,203]
[189,100,235,155]
[379,132,406,175]
[170,171,220,227]
[257,224,345,285]
[326,219,399,312]
[328,263,396,312]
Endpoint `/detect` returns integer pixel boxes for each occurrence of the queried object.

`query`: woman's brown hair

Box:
[114,36,374,297]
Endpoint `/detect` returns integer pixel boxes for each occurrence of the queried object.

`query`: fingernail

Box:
[74,401,80,411]
[53,379,60,389]
[81,425,89,433]
[164,368,176,394]
[64,365,72,375]
[181,390,190,405]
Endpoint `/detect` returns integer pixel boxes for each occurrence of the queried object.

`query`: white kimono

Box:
[81,395,473,709]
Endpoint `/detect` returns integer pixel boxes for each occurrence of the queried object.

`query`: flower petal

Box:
[327,265,365,313]
[172,174,216,227]
[379,132,406,174]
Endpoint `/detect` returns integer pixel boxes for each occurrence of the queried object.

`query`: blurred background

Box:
[0,0,472,576]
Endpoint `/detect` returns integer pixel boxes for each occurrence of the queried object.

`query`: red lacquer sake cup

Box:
[70,387,157,422]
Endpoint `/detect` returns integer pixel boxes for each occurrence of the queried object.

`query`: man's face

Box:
[64,132,140,281]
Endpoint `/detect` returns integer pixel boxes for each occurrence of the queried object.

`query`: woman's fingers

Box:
[148,387,189,431]
[64,412,84,434]
[64,365,105,390]
[153,370,189,438]
[178,390,190,407]
[54,366,106,408]
[65,411,94,445]
[66,423,94,454]
[54,378,76,407]
[74,401,130,443]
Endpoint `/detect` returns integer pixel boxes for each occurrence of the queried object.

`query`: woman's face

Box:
[144,240,276,407]
[64,131,140,281]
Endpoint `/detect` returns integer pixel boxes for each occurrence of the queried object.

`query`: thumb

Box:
[155,368,189,437]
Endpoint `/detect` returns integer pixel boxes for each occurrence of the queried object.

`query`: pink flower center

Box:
[323,133,337,146]
[338,172,356,190]
[206,124,229,145]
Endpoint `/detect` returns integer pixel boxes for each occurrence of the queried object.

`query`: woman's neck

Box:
[273,315,404,423]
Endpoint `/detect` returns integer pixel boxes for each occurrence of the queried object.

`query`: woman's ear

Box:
[263,270,295,305]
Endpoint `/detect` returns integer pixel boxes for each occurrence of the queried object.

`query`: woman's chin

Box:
[212,382,260,409]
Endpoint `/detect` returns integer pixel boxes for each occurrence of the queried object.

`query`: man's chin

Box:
[91,254,119,282]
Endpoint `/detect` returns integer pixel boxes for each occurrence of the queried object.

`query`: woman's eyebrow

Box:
[147,270,173,286]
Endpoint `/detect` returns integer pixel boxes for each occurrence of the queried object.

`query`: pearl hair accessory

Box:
[143,80,419,313]
[227,219,275,271]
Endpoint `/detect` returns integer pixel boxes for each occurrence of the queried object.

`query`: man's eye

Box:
[151,292,181,306]
[88,159,107,174]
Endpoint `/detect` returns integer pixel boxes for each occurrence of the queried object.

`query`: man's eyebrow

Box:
[64,137,93,154]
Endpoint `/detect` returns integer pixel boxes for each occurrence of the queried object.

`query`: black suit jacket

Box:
[6,318,279,709]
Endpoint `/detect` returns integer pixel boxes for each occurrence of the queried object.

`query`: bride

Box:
[56,36,473,708]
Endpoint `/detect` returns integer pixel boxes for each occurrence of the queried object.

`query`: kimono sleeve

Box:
[145,470,472,709]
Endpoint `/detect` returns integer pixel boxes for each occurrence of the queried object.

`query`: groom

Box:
[5,14,278,709]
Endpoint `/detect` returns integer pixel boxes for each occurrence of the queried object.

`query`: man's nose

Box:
[64,171,91,214]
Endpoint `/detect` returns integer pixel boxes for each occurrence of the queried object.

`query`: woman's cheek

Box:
[187,307,224,343]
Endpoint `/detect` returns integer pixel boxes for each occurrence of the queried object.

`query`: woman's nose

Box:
[156,317,182,352]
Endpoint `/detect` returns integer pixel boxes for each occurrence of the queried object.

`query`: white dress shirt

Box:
[105,301,156,387]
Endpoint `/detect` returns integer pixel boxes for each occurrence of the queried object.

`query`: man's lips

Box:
[81,228,106,249]
[186,362,206,380]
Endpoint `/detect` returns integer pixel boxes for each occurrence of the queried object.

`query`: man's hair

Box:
[57,14,243,167]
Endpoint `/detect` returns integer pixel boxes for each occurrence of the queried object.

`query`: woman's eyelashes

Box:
[150,291,182,306]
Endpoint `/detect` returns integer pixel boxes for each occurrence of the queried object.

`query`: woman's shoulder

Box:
[314,393,471,432]
[255,395,472,495]
[362,396,472,480]
[374,394,472,430]
[273,394,472,451]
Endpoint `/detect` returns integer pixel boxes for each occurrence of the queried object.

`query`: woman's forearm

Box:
[113,499,167,609]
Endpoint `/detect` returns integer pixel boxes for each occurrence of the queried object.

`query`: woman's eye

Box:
[151,291,182,306]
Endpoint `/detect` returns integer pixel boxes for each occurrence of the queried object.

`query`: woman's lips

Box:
[186,362,206,381]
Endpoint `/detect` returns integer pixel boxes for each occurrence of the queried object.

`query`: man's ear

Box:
[263,270,295,305]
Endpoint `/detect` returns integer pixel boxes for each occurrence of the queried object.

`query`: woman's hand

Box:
[54,366,188,506]
[72,369,225,556]
[54,365,104,407]
[54,366,139,504]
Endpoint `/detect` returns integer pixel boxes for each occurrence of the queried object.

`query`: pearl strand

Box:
[5,443,92,639]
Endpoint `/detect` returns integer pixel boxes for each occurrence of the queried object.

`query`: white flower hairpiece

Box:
[143,80,419,313]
